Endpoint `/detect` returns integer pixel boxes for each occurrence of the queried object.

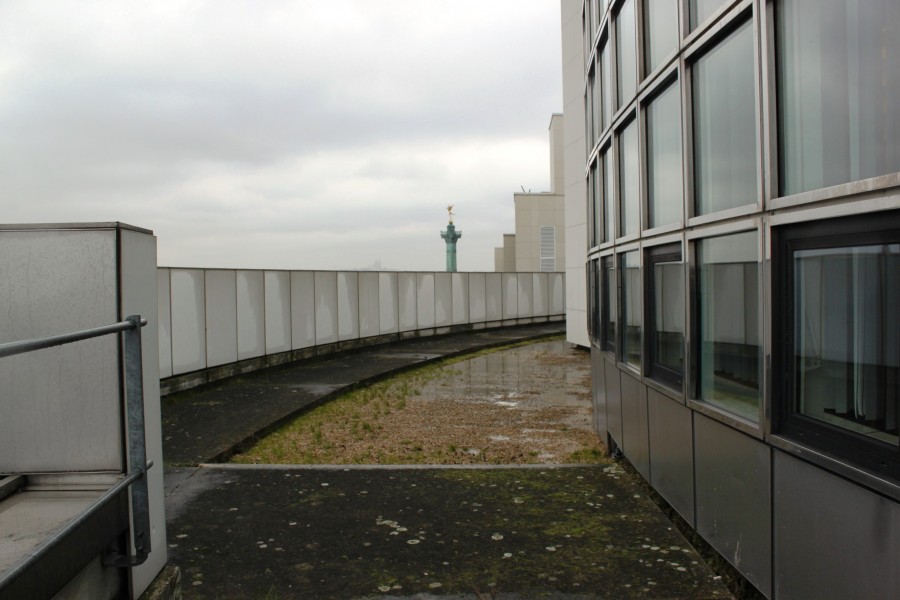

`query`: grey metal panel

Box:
[694,413,772,597]
[314,272,338,344]
[416,273,436,329]
[434,272,452,327]
[591,348,608,441]
[398,273,417,332]
[549,272,566,314]
[236,270,265,360]
[358,272,380,338]
[451,273,469,325]
[773,451,899,600]
[337,272,359,341]
[604,359,623,448]
[264,271,291,353]
[378,272,399,334]
[620,372,650,481]
[648,389,695,525]
[502,273,518,318]
[204,270,238,368]
[517,274,534,318]
[532,273,550,317]
[156,269,172,378]
[170,269,207,375]
[290,272,316,349]
[468,272,487,322]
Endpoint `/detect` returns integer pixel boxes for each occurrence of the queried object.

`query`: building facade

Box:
[572,0,899,597]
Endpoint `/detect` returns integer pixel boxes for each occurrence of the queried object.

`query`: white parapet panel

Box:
[315,271,339,344]
[204,270,238,368]
[550,272,566,314]
[502,273,519,319]
[518,273,534,318]
[265,271,291,354]
[416,273,436,329]
[337,272,360,341]
[378,272,400,334]
[236,270,266,360]
[291,271,316,350]
[434,272,452,327]
[171,269,207,375]
[468,272,487,322]
[533,273,550,316]
[485,272,503,321]
[157,268,173,378]
[451,272,469,325]
[398,272,417,332]
[358,272,380,338]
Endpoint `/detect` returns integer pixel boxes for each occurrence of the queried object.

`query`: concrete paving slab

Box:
[166,465,732,599]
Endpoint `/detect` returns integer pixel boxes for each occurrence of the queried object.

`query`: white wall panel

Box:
[315,271,339,344]
[502,273,519,319]
[468,272,487,322]
[533,273,550,316]
[171,269,207,375]
[398,272,417,332]
[417,273,436,329]
[358,272,380,338]
[205,270,238,368]
[337,272,360,341]
[485,273,503,321]
[434,272,452,327]
[517,273,534,318]
[291,271,316,349]
[452,273,469,325]
[379,272,399,334]
[236,270,265,360]
[157,269,173,378]
[550,272,566,314]
[265,271,291,353]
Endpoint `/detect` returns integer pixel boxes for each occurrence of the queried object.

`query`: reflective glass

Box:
[603,149,615,242]
[617,0,637,107]
[793,244,899,447]
[649,249,684,387]
[693,20,757,216]
[618,119,640,236]
[777,0,900,196]
[591,161,602,247]
[647,81,683,228]
[602,255,617,352]
[690,0,728,30]
[601,41,613,128]
[698,231,760,421]
[621,251,641,368]
[644,0,679,74]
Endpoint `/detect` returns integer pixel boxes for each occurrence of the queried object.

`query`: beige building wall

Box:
[513,191,565,273]
[561,0,588,347]
[494,234,517,272]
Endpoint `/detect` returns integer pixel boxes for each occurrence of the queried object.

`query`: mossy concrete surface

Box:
[165,465,732,599]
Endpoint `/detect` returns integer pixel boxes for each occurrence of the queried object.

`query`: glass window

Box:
[644,0,679,74]
[601,39,613,129]
[593,60,603,142]
[692,20,757,216]
[588,258,601,344]
[690,0,728,31]
[647,244,684,388]
[602,148,615,243]
[585,80,594,151]
[697,230,760,421]
[646,80,683,228]
[777,212,899,478]
[621,251,641,368]
[777,0,900,196]
[616,0,637,108]
[591,160,602,247]
[601,255,617,353]
[618,118,640,236]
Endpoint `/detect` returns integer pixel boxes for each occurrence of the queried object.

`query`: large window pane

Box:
[603,149,615,242]
[693,20,757,216]
[690,0,728,31]
[591,161,602,247]
[648,245,684,388]
[621,251,641,368]
[618,119,640,236]
[794,244,899,447]
[616,0,637,108]
[601,255,617,353]
[644,0,679,74]
[647,81,683,228]
[777,0,900,196]
[601,40,613,128]
[697,231,760,421]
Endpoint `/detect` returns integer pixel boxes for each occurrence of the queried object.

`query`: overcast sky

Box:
[0,1,563,271]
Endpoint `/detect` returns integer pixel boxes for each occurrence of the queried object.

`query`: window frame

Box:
[645,242,685,391]
[600,253,617,354]
[773,210,900,481]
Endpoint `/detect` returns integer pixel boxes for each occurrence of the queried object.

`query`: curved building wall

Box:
[576,0,899,598]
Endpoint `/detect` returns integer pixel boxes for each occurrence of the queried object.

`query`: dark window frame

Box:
[600,254,617,354]
[773,210,900,481]
[645,243,684,390]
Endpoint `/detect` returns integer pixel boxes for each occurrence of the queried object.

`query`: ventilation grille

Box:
[540,226,555,272]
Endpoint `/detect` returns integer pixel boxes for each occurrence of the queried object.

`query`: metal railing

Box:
[0,315,153,589]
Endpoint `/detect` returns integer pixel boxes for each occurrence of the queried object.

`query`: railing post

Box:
[122,315,151,564]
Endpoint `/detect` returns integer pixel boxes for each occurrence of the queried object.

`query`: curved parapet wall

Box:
[158,269,565,394]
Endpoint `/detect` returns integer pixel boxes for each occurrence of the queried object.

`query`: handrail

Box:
[0,315,153,586]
